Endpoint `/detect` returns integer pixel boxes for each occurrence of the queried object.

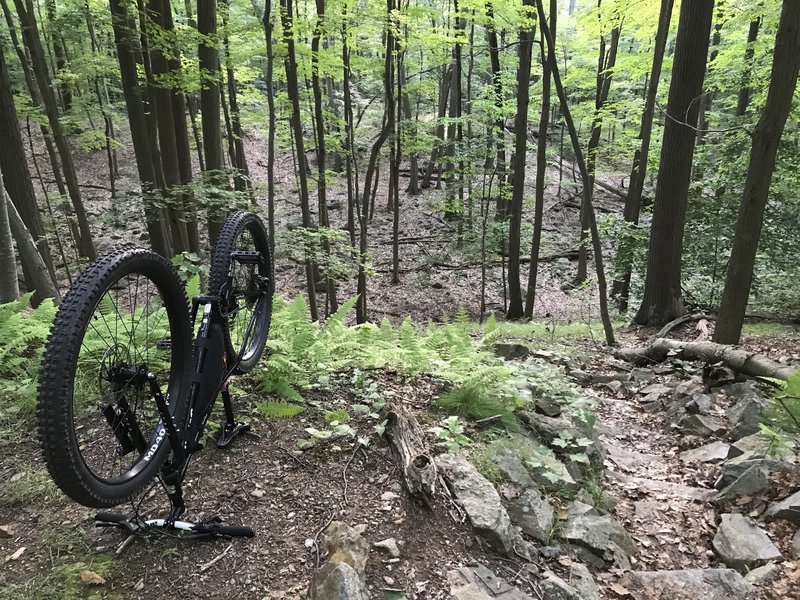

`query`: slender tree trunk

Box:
[714,0,800,344]
[696,2,724,145]
[612,0,674,312]
[109,0,172,258]
[0,174,20,303]
[524,0,556,319]
[506,0,535,319]
[13,0,95,259]
[536,0,615,345]
[421,66,451,189]
[633,0,715,326]
[281,0,318,320]
[485,0,506,220]
[391,40,402,283]
[342,9,358,247]
[198,0,227,244]
[736,15,761,116]
[45,0,71,111]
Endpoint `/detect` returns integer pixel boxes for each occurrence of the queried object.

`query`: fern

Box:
[256,400,305,419]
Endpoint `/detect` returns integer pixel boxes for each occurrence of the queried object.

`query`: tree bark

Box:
[0,174,20,303]
[633,0,715,326]
[736,15,761,116]
[524,0,556,319]
[714,0,800,345]
[506,0,535,320]
[611,0,674,312]
[485,0,506,220]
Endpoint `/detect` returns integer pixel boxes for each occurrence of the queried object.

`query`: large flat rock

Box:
[621,569,755,600]
[764,489,800,525]
[448,563,533,599]
[712,513,783,572]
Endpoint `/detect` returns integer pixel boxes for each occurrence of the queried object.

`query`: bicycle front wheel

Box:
[37,248,192,508]
[209,211,273,374]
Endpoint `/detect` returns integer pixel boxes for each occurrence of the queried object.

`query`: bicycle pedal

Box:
[216,421,251,449]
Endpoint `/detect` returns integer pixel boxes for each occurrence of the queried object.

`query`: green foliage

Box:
[428,415,471,453]
[763,369,800,446]
[256,400,305,419]
[434,380,519,430]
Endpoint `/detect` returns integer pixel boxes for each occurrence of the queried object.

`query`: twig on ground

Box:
[313,512,336,568]
[199,543,232,573]
[342,444,360,506]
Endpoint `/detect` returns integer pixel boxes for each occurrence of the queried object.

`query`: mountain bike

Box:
[37,211,273,548]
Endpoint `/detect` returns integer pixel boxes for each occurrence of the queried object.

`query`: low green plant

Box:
[428,416,472,453]
[763,368,800,451]
[434,381,519,430]
[256,400,305,419]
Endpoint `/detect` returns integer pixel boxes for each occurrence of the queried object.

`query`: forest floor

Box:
[2,322,799,599]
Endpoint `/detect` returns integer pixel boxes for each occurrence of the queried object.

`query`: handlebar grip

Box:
[214,525,255,538]
[95,512,127,523]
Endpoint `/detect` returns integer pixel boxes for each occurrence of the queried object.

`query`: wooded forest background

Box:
[0,0,799,344]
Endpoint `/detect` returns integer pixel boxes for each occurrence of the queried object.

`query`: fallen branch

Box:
[655,313,714,339]
[384,404,437,507]
[199,543,232,573]
[615,338,796,381]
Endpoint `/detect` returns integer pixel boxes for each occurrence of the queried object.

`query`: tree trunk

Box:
[109,0,172,258]
[0,174,20,303]
[524,0,556,319]
[198,0,227,244]
[713,0,800,345]
[633,0,715,326]
[736,15,761,116]
[612,0,674,312]
[281,0,318,320]
[485,0,506,220]
[536,0,615,345]
[13,0,95,259]
[45,0,71,111]
[421,66,451,189]
[506,0,535,320]
[341,7,357,247]
[0,39,55,287]
[255,0,277,253]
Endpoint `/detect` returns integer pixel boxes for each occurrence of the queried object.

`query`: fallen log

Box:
[384,404,437,507]
[615,338,796,381]
[654,313,714,338]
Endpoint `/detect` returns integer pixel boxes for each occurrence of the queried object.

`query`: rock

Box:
[529,455,578,493]
[628,368,656,384]
[642,399,664,413]
[373,538,400,558]
[714,453,793,489]
[724,383,767,440]
[743,562,782,585]
[639,382,674,397]
[539,571,582,600]
[793,529,800,557]
[621,569,754,600]
[539,545,561,559]
[517,411,604,467]
[676,414,727,437]
[436,454,529,559]
[321,522,370,577]
[686,393,714,414]
[307,562,370,600]
[0,525,11,539]
[491,449,534,488]
[712,466,769,507]
[535,396,562,418]
[560,514,636,560]
[566,500,597,518]
[447,563,533,600]
[495,343,531,361]
[764,489,800,524]
[568,563,600,600]
[712,513,783,572]
[731,433,797,462]
[673,379,704,399]
[568,369,592,385]
[508,488,555,543]
[680,441,732,464]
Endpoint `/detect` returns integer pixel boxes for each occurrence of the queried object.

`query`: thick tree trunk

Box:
[109,0,172,258]
[524,0,556,319]
[0,40,55,286]
[506,0,535,320]
[612,0,674,312]
[13,0,95,259]
[714,0,800,345]
[536,0,615,345]
[633,0,715,326]
[198,0,227,244]
[281,0,318,320]
[0,175,20,303]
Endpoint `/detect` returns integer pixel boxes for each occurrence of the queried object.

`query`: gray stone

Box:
[673,379,704,399]
[712,466,769,507]
[535,396,562,417]
[725,384,767,440]
[307,563,369,600]
[539,571,581,600]
[495,342,531,360]
[621,569,754,600]
[764,489,800,525]
[566,500,597,518]
[436,454,529,559]
[321,522,370,577]
[568,563,600,600]
[568,369,592,385]
[715,454,793,489]
[642,399,664,413]
[731,433,797,462]
[639,382,674,397]
[793,529,800,557]
[744,562,782,585]
[491,449,534,488]
[528,455,578,493]
[560,514,636,560]
[508,488,555,543]
[517,411,604,467]
[676,414,727,437]
[686,393,714,414]
[628,368,656,384]
[539,545,561,559]
[447,563,533,599]
[373,538,400,558]
[712,513,783,572]
[680,441,732,464]
[610,471,714,502]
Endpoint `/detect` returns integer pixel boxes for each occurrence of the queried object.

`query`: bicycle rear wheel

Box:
[209,211,273,374]
[37,248,192,508]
